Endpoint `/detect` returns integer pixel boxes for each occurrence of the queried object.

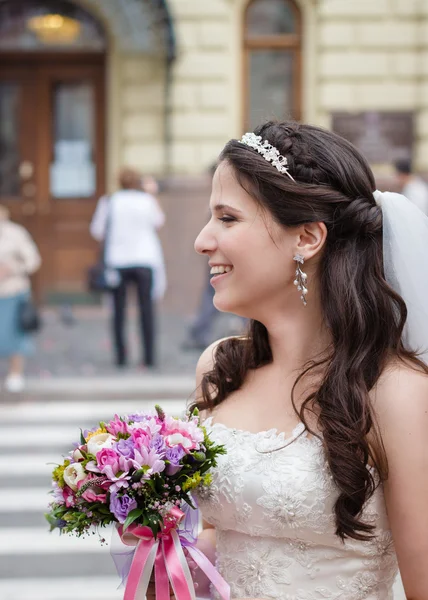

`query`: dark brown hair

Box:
[193,121,428,541]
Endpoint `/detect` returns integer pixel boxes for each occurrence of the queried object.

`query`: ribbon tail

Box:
[185,546,230,600]
[155,543,170,600]
[124,539,159,600]
[163,530,195,600]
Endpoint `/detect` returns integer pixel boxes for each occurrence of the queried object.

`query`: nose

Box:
[194,220,217,256]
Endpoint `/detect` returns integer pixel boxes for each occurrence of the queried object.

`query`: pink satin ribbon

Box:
[118,508,230,600]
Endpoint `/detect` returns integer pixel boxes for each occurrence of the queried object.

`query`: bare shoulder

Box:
[194,336,245,411]
[372,359,428,446]
[371,360,428,597]
[195,337,234,389]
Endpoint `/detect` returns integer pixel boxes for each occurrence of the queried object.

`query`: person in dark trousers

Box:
[90,168,166,367]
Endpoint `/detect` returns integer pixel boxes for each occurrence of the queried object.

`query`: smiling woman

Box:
[190,120,428,600]
[196,161,306,318]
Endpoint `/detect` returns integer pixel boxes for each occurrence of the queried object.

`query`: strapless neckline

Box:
[203,416,319,447]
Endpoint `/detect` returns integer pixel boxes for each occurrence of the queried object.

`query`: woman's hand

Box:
[142,176,159,196]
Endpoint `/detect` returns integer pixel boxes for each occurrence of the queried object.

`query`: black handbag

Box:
[88,263,121,292]
[88,197,121,293]
[18,298,41,332]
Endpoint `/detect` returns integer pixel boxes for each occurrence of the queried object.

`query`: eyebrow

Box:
[211,203,243,214]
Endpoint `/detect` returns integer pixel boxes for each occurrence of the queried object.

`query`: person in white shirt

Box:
[90,168,166,367]
[395,158,428,215]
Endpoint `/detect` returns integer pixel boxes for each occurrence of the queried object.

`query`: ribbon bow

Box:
[117,507,230,600]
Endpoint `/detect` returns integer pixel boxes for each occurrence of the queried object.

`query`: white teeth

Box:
[210,265,232,275]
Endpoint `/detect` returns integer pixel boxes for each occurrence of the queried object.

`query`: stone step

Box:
[0,576,122,599]
[20,376,195,399]
[0,398,187,424]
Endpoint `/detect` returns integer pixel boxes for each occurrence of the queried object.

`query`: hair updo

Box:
[193,121,427,541]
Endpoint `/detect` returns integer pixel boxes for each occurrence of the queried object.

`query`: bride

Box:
[187,121,428,600]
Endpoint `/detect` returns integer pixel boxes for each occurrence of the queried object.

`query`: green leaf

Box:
[80,429,86,445]
[122,508,144,532]
[149,520,160,539]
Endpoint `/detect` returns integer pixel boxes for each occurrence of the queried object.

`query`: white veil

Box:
[373,190,428,363]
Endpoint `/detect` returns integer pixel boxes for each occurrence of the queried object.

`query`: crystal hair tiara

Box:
[239,132,295,182]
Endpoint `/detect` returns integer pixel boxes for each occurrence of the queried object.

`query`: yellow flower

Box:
[203,473,212,486]
[182,472,202,492]
[52,460,70,488]
[85,427,107,442]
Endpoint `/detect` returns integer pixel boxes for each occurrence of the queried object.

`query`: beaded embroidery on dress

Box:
[195,418,398,600]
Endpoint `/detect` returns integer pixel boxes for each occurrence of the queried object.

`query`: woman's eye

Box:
[218,216,236,223]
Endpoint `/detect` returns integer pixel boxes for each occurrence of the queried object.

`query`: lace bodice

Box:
[196,417,398,600]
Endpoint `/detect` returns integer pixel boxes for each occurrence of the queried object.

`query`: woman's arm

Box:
[374,364,428,600]
[188,520,217,598]
[90,195,109,242]
[15,228,41,276]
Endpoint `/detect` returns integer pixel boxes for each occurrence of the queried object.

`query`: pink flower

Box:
[97,447,120,469]
[131,428,151,448]
[62,486,76,507]
[132,446,165,477]
[165,433,196,452]
[163,416,204,453]
[82,488,107,502]
[106,414,130,436]
[128,417,161,437]
[100,455,133,492]
[77,474,110,503]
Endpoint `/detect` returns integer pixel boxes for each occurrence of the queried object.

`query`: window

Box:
[244,0,301,130]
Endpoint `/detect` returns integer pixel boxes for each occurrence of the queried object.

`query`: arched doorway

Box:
[0,0,107,301]
[0,0,176,302]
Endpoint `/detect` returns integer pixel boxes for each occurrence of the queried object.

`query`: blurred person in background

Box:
[0,205,41,392]
[90,168,166,368]
[395,158,428,215]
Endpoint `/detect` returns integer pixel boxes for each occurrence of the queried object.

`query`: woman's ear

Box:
[296,221,327,260]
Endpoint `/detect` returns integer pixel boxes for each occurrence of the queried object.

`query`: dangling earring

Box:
[293,254,308,306]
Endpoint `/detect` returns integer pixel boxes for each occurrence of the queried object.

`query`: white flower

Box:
[165,433,193,450]
[87,433,116,457]
[63,462,86,491]
[72,448,84,461]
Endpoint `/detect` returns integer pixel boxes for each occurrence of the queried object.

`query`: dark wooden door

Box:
[0,56,105,301]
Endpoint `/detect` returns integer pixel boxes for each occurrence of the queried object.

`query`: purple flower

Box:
[110,491,137,524]
[127,412,150,423]
[165,446,185,475]
[150,434,166,455]
[116,438,135,459]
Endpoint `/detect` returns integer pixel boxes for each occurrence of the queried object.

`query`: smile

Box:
[210,266,233,286]
[210,265,233,275]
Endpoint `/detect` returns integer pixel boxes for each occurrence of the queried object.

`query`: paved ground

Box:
[0,304,246,380]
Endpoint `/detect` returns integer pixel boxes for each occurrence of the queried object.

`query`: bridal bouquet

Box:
[45,405,229,600]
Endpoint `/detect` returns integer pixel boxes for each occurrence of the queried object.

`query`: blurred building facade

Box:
[0,0,427,312]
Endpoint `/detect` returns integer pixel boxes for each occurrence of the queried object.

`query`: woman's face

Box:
[194,161,299,319]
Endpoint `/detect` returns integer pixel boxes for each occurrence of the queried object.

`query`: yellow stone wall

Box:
[108,0,428,180]
[316,0,428,171]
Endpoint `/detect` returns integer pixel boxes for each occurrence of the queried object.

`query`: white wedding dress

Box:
[196,417,399,600]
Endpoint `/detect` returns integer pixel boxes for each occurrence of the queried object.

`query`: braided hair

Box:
[193,121,426,541]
